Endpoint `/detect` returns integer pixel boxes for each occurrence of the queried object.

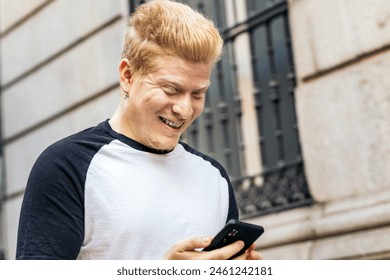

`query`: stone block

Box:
[289,0,390,80]
[314,203,390,238]
[260,241,313,260]
[0,0,47,32]
[247,208,313,248]
[3,195,23,260]
[296,50,390,201]
[1,0,128,84]
[260,226,390,259]
[2,20,125,139]
[4,89,118,196]
[311,226,390,259]
[248,189,390,252]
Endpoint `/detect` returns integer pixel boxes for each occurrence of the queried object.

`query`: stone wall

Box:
[249,0,390,259]
[0,0,129,259]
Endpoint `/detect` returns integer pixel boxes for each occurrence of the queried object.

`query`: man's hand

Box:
[163,236,263,260]
[231,243,263,260]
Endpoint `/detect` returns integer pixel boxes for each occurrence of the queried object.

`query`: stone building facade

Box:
[253,0,390,259]
[0,0,389,259]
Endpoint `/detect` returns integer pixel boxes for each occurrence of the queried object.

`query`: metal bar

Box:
[222,1,287,41]
[265,20,285,165]
[282,12,303,157]
[249,28,267,168]
[234,158,304,181]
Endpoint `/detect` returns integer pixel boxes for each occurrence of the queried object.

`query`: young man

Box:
[16,0,262,260]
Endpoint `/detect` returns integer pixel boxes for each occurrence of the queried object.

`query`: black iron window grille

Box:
[237,1,312,218]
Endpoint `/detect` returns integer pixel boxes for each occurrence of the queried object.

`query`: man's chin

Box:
[146,138,179,152]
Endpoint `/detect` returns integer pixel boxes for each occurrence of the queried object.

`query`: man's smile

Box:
[159,116,184,129]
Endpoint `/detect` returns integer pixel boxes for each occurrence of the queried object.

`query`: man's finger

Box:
[203,240,245,260]
[174,236,212,252]
[248,250,264,260]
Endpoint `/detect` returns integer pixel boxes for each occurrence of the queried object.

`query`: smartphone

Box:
[203,219,264,259]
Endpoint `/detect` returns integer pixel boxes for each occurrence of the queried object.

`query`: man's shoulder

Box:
[179,141,229,179]
[38,121,114,164]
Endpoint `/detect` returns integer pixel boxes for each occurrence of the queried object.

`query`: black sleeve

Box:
[16,141,85,260]
[226,179,239,221]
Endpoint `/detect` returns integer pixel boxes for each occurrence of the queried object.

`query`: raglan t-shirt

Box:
[16,120,238,259]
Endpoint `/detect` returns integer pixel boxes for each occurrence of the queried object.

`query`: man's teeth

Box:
[161,117,183,128]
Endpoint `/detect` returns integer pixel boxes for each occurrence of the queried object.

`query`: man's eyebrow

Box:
[156,78,181,88]
[157,78,210,92]
[193,85,210,93]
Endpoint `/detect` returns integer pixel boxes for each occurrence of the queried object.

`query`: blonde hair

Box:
[121,0,223,76]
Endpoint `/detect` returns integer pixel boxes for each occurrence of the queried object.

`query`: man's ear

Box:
[119,58,132,92]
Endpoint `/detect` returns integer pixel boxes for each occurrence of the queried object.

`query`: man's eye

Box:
[192,92,206,100]
[163,87,178,95]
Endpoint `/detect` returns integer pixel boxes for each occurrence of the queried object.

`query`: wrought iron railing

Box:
[233,160,311,218]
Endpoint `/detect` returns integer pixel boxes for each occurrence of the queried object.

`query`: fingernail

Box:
[203,237,211,244]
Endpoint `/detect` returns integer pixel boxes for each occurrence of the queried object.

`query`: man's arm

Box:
[16,143,84,260]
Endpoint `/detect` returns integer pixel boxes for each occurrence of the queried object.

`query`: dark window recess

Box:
[246,0,285,16]
[182,0,227,29]
[128,0,146,14]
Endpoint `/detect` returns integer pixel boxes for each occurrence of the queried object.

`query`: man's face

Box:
[122,56,212,151]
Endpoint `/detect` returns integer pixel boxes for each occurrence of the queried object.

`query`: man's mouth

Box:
[160,117,184,129]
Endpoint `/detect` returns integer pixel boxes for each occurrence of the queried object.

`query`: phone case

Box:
[203,219,264,259]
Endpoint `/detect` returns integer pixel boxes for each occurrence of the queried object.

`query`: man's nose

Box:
[172,95,193,120]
